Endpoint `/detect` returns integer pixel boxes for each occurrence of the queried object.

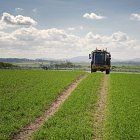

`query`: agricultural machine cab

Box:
[89,49,111,74]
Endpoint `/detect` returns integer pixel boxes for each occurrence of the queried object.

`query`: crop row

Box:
[104,73,140,139]
[33,73,103,140]
[0,70,84,140]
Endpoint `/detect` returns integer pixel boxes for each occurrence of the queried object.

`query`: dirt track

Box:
[94,75,109,140]
[11,74,87,140]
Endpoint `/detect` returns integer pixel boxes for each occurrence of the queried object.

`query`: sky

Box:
[0,0,140,60]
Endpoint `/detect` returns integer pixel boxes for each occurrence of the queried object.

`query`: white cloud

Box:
[15,8,24,12]
[0,27,79,59]
[1,12,37,27]
[67,27,75,31]
[0,25,138,59]
[85,32,109,43]
[0,27,79,53]
[0,21,6,30]
[83,12,106,20]
[67,26,84,31]
[0,12,138,59]
[79,26,84,30]
[130,13,140,21]
[111,31,129,42]
[79,31,138,58]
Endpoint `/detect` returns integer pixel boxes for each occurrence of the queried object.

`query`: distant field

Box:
[111,65,140,73]
[9,61,140,72]
[0,70,84,140]
[13,62,44,68]
[104,73,140,139]
[33,73,103,140]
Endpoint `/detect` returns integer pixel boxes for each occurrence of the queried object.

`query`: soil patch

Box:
[94,75,109,140]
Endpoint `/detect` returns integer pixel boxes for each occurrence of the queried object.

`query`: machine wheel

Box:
[91,69,96,73]
[106,69,110,74]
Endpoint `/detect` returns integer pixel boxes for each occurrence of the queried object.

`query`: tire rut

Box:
[94,74,109,140]
[10,74,88,140]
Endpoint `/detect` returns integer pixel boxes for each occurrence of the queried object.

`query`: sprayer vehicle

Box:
[89,49,111,74]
